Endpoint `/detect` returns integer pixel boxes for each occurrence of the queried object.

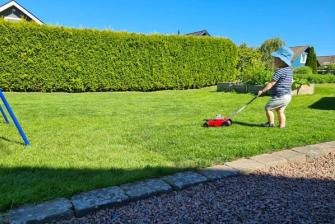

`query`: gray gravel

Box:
[58,153,335,224]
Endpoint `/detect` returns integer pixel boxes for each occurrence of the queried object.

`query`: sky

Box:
[9,0,335,56]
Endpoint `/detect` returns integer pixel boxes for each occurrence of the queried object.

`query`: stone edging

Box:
[217,82,263,94]
[1,141,334,224]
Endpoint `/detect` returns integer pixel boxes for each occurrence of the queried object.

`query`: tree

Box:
[305,47,318,74]
[259,38,285,70]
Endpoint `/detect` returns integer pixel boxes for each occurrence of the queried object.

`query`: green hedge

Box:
[294,74,335,83]
[0,20,238,92]
[293,66,312,75]
[237,44,266,84]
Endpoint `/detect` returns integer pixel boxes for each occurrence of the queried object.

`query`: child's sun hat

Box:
[271,46,294,66]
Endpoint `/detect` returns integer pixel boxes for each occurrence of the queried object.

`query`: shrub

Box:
[318,64,335,75]
[293,66,313,75]
[0,20,238,92]
[327,64,335,70]
[237,44,266,83]
[294,74,335,83]
[245,70,272,85]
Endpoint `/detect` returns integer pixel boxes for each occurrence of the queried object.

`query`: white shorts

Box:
[265,94,292,111]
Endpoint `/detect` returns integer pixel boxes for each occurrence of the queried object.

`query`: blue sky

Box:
[11,0,335,55]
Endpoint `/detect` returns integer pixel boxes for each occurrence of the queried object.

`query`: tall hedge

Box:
[0,20,238,92]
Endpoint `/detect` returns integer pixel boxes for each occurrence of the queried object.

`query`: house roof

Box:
[0,0,43,24]
[289,46,310,61]
[317,56,335,66]
[186,30,211,36]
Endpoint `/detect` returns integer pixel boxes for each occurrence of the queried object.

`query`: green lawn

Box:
[1,84,335,212]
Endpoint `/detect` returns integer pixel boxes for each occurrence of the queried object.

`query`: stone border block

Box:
[71,186,128,217]
[270,149,306,163]
[291,145,323,158]
[121,179,172,200]
[310,141,335,155]
[162,171,208,190]
[9,198,73,224]
[198,165,240,180]
[217,82,235,92]
[0,214,9,224]
[250,153,287,168]
[225,158,266,174]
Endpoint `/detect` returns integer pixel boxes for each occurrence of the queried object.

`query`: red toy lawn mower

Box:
[203,95,258,128]
[203,116,232,127]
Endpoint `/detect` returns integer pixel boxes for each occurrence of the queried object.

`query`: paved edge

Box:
[0,214,9,224]
[3,141,335,223]
[162,171,208,190]
[8,198,73,224]
[121,179,172,200]
[71,186,129,218]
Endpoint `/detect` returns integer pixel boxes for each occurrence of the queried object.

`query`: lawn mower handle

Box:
[230,95,259,119]
[245,95,259,105]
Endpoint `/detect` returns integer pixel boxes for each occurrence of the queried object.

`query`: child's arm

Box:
[258,80,277,96]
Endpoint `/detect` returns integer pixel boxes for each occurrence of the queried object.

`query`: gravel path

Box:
[59,153,335,224]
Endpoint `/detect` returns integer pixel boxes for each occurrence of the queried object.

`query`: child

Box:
[257,46,294,128]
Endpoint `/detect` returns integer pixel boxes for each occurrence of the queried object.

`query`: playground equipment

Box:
[0,88,30,146]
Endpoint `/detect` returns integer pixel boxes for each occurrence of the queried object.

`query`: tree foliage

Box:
[259,38,285,70]
[305,47,318,73]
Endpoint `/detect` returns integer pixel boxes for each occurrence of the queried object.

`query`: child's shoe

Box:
[261,122,275,127]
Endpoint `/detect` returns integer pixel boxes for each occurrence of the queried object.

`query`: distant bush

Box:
[0,20,238,92]
[325,64,335,70]
[237,44,266,83]
[318,64,335,75]
[245,70,273,85]
[293,66,313,75]
[294,74,335,83]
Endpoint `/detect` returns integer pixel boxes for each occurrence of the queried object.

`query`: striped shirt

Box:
[271,67,293,97]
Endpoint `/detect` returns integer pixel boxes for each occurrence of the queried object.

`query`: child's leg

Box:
[266,109,275,125]
[277,107,286,128]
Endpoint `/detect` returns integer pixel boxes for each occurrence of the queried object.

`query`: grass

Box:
[1,84,335,212]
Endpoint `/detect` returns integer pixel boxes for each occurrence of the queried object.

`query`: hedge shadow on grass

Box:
[309,97,335,110]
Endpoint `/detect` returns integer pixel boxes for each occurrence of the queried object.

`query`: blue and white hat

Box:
[271,46,294,66]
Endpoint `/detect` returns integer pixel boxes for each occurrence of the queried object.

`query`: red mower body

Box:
[203,95,258,128]
[203,117,232,127]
